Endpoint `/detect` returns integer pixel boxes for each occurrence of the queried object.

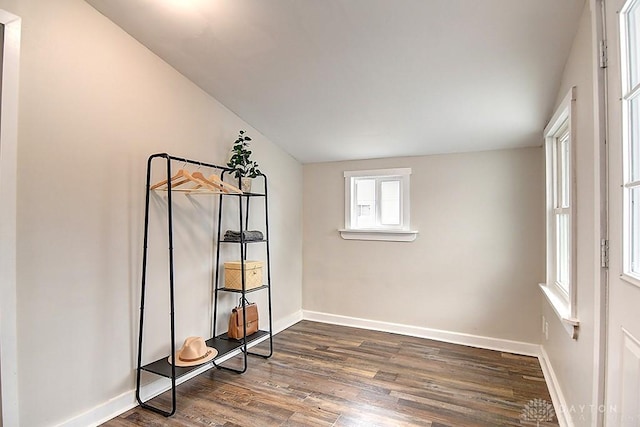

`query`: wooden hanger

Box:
[191,172,228,193]
[150,169,190,190]
[209,174,243,194]
[151,169,214,192]
[188,173,243,194]
[150,169,243,194]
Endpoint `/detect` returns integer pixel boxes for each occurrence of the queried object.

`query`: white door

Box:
[605,0,640,425]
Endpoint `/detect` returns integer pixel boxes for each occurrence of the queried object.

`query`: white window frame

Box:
[339,168,418,242]
[620,0,640,288]
[539,87,579,338]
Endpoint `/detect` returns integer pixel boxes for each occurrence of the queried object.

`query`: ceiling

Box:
[86,0,586,163]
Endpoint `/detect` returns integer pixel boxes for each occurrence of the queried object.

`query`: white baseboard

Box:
[273,309,304,334]
[303,311,575,425]
[56,310,303,427]
[302,310,541,357]
[54,389,138,427]
[539,346,573,427]
[59,310,560,427]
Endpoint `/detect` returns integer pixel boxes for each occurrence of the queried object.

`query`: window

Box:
[621,0,640,283]
[553,123,571,296]
[540,87,579,338]
[340,168,417,242]
[352,176,401,229]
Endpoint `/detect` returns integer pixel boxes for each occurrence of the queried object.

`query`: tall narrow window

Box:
[554,124,571,296]
[540,87,579,337]
[622,0,640,280]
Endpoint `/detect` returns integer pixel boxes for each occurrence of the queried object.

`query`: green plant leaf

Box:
[228,130,260,178]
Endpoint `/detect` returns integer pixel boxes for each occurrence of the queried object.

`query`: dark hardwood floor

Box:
[104,321,558,426]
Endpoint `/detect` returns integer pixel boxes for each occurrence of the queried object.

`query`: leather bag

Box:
[228,301,258,340]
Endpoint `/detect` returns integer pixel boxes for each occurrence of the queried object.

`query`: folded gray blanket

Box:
[224,230,264,242]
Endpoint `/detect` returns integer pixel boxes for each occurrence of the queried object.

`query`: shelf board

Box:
[140,330,270,379]
[217,285,268,293]
[221,239,268,244]
[223,192,265,197]
[215,330,270,342]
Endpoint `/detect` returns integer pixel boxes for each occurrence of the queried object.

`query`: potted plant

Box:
[227,130,261,192]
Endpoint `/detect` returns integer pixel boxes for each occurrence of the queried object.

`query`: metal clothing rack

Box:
[135,153,273,417]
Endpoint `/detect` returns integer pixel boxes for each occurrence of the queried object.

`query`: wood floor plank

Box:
[103,321,558,426]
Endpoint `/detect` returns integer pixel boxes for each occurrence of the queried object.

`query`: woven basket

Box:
[224,261,263,290]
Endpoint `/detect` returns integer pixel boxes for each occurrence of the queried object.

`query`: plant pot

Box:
[240,177,252,193]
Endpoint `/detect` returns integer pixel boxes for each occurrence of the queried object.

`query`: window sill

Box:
[621,272,640,290]
[539,283,579,339]
[338,229,418,242]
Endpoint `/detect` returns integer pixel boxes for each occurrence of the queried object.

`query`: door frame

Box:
[601,0,640,423]
[589,1,609,426]
[0,9,21,427]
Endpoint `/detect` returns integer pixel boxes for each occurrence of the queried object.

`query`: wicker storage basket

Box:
[224,261,263,290]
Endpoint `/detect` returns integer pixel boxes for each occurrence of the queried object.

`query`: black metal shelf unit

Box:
[212,169,274,372]
[135,153,273,417]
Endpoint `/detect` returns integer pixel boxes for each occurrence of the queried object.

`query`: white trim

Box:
[544,86,579,327]
[302,310,541,356]
[620,272,640,289]
[338,228,418,242]
[56,310,303,427]
[539,345,574,427]
[53,390,139,427]
[624,81,640,100]
[273,309,304,333]
[545,87,576,136]
[55,309,574,427]
[343,167,414,236]
[539,284,580,338]
[0,11,21,427]
[587,1,608,424]
[305,310,574,425]
[59,309,562,426]
[304,311,577,424]
[344,168,412,178]
[623,179,640,188]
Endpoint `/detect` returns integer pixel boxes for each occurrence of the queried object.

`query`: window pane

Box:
[553,140,560,208]
[627,3,640,89]
[380,180,400,225]
[559,134,570,208]
[556,213,570,294]
[552,129,570,209]
[630,96,640,182]
[631,186,640,276]
[355,178,375,228]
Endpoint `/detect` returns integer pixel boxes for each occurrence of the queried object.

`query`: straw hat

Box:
[167,336,218,367]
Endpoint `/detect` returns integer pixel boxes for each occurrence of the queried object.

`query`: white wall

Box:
[303,147,544,343]
[0,9,21,427]
[0,0,302,425]
[541,3,599,425]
